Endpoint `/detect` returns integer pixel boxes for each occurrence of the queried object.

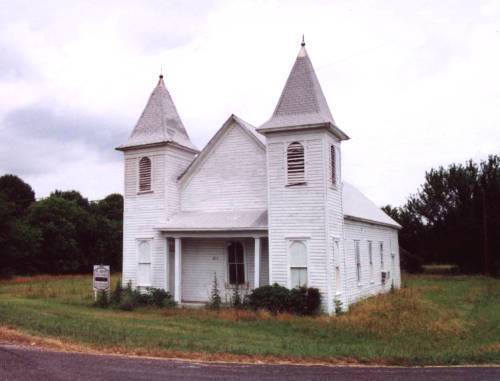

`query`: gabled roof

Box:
[155,209,268,232]
[342,182,401,229]
[117,75,198,152]
[258,43,349,141]
[177,114,265,181]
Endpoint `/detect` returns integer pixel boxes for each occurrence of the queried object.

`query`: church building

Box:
[116,41,401,314]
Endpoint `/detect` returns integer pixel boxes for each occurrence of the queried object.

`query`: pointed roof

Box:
[117,75,198,152]
[258,43,349,140]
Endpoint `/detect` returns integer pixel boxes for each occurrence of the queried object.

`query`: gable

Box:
[180,120,267,212]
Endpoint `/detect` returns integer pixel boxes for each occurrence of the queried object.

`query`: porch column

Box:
[174,237,182,303]
[254,237,261,288]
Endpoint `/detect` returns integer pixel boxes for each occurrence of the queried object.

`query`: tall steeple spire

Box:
[258,41,349,140]
[117,75,198,151]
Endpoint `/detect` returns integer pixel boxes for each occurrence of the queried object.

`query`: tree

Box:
[0,193,40,277]
[27,195,94,273]
[0,174,35,217]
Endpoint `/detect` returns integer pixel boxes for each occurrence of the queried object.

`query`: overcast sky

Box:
[0,0,499,206]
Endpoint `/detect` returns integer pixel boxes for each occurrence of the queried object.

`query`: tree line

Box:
[0,174,122,277]
[383,155,500,276]
[1,155,499,278]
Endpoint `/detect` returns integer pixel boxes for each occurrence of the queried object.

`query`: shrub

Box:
[94,290,109,308]
[230,284,245,309]
[247,283,291,315]
[289,287,321,315]
[207,273,222,310]
[248,284,321,316]
[334,298,344,315]
[148,288,175,308]
[110,280,123,305]
[111,281,175,310]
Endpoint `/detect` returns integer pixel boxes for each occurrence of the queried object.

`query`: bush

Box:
[110,281,175,310]
[94,290,109,308]
[289,287,321,315]
[247,284,290,315]
[207,273,222,310]
[248,284,321,316]
[110,280,123,305]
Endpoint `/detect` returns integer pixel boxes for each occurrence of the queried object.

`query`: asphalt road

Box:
[0,344,499,381]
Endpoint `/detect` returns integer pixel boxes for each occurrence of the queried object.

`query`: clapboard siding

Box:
[343,219,401,305]
[266,130,330,311]
[181,123,267,211]
[179,238,269,303]
[324,134,346,311]
[122,145,195,290]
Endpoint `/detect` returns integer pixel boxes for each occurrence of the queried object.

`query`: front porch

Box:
[162,233,269,304]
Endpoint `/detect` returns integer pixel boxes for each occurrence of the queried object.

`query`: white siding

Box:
[179,238,269,303]
[122,145,195,290]
[266,130,330,311]
[180,123,267,211]
[343,219,401,305]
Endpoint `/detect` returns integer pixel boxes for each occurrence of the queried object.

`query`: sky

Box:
[0,0,499,206]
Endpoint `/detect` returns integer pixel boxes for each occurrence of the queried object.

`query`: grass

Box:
[0,274,499,365]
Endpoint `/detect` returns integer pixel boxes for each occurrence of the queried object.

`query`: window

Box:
[380,242,384,269]
[228,242,245,285]
[287,142,305,185]
[138,157,152,192]
[330,145,336,186]
[368,241,373,282]
[137,240,151,286]
[355,240,361,283]
[290,240,307,288]
[333,240,341,293]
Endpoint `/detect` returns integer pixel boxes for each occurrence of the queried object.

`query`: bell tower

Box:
[257,41,349,313]
[116,75,198,290]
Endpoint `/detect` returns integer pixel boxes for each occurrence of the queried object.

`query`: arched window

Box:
[228,242,245,285]
[289,240,308,288]
[138,157,152,192]
[287,142,305,185]
[137,240,151,286]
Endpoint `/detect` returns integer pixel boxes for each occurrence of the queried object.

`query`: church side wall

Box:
[343,219,401,306]
[180,123,267,212]
[324,134,346,312]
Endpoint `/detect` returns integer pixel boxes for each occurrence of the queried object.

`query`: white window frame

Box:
[368,240,374,283]
[287,239,309,288]
[285,141,306,186]
[225,241,248,288]
[136,238,153,287]
[354,240,361,285]
[333,239,341,295]
[137,156,153,194]
[380,241,384,270]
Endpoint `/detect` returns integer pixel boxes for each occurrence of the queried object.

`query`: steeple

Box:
[258,41,349,140]
[117,75,198,151]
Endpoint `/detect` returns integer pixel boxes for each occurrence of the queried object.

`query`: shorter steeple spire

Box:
[117,75,198,151]
[301,34,305,47]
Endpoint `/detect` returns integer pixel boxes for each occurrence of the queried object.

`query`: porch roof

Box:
[155,209,268,232]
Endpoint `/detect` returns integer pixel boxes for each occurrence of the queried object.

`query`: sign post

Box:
[93,265,110,300]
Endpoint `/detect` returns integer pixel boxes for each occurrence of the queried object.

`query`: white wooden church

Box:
[117,42,401,314]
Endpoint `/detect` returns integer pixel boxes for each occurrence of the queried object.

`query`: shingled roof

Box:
[117,75,198,151]
[258,43,349,140]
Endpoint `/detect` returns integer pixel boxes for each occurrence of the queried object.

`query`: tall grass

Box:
[0,274,499,365]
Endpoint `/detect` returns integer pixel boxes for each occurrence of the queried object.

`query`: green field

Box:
[0,274,499,365]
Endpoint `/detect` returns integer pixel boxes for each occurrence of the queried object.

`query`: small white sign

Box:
[93,265,110,291]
